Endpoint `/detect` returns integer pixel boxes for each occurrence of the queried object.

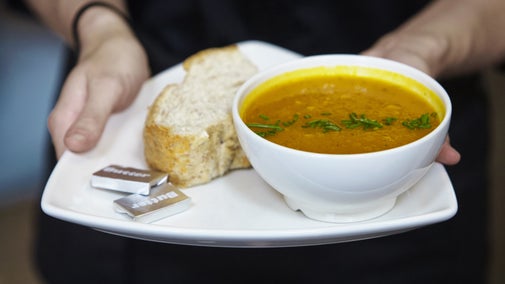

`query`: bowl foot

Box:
[284,196,396,223]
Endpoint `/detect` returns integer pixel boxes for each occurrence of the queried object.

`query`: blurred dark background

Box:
[0,1,63,283]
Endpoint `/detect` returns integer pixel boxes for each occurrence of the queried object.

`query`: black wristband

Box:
[71,1,130,55]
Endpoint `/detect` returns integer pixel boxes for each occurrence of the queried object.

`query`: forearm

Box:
[396,0,505,76]
[24,0,129,49]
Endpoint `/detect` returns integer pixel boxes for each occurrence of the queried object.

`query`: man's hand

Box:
[47,7,150,158]
[362,29,460,165]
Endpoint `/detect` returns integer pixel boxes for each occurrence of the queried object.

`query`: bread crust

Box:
[143,45,257,187]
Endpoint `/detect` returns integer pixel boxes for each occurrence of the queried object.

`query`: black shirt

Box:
[128,0,429,73]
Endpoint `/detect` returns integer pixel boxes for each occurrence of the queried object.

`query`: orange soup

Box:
[240,66,444,154]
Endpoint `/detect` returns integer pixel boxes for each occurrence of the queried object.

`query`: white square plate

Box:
[41,41,457,247]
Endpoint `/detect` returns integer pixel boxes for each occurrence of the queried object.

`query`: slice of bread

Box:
[143,45,258,187]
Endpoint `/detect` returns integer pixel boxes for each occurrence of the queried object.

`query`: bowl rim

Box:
[232,54,452,158]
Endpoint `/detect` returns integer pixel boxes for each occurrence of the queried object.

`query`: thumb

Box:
[64,77,124,154]
[361,32,446,77]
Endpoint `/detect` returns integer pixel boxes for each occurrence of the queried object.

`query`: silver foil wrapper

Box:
[113,183,191,223]
[91,165,168,195]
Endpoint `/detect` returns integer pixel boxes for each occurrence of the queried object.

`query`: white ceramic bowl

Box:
[232,55,451,223]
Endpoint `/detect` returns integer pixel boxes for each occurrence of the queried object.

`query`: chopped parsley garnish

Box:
[341,113,383,130]
[246,112,438,137]
[302,119,341,132]
[401,113,436,129]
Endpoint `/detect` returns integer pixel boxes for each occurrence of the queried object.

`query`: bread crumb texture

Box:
[144,45,257,187]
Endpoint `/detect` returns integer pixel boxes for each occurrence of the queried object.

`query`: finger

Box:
[47,70,88,159]
[64,76,124,153]
[435,136,461,165]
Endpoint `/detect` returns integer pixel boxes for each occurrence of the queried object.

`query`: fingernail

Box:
[65,131,91,152]
[70,133,86,142]
[72,134,86,141]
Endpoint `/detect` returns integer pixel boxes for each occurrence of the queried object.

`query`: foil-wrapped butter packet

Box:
[113,183,191,223]
[91,165,168,195]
